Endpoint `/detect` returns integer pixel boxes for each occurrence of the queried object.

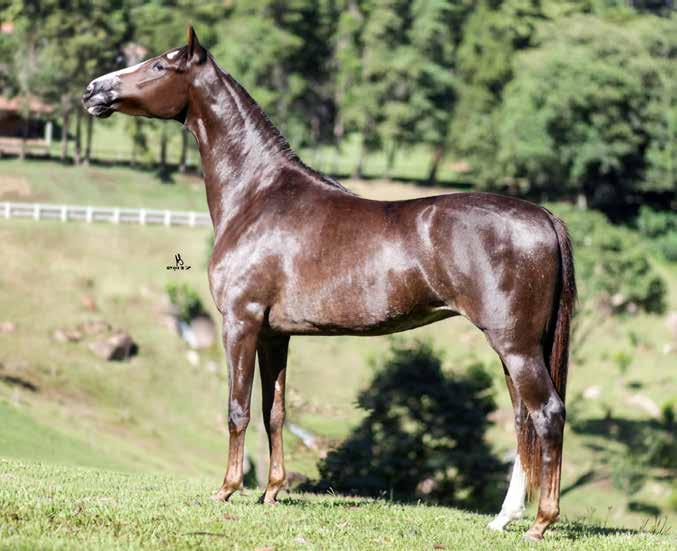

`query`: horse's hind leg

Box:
[488,366,527,531]
[487,335,565,541]
[257,335,289,504]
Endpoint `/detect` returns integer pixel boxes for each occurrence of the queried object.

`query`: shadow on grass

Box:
[0,374,38,392]
[300,341,506,514]
[571,415,675,472]
[555,521,643,539]
[276,496,370,509]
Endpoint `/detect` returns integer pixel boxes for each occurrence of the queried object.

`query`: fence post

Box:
[61,205,67,222]
[189,211,196,227]
[140,208,146,225]
[164,210,171,226]
[113,208,120,224]
[86,206,93,223]
[4,202,9,219]
[33,204,40,221]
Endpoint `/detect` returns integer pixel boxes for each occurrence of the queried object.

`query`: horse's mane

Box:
[214,57,355,196]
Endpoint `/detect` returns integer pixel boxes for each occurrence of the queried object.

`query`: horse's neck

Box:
[185,60,296,235]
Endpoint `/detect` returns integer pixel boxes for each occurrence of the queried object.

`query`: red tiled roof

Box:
[0,95,54,114]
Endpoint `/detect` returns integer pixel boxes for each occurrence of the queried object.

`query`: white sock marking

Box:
[488,455,527,531]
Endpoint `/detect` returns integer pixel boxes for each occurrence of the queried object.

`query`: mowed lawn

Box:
[1,458,673,551]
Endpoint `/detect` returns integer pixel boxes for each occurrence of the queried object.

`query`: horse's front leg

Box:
[212,312,260,502]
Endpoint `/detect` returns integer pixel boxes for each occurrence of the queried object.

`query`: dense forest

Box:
[0,1,675,212]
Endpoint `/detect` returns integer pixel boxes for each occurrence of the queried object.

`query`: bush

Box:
[165,283,207,324]
[552,205,667,314]
[636,207,677,262]
[636,206,677,239]
[658,232,677,263]
[309,340,505,510]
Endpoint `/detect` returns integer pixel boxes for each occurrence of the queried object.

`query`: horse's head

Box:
[82,26,207,120]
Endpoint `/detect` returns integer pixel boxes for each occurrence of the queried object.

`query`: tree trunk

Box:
[19,113,29,161]
[384,142,398,179]
[427,145,445,186]
[179,128,188,173]
[74,108,82,165]
[84,115,93,165]
[159,125,167,171]
[60,106,70,162]
[353,135,367,179]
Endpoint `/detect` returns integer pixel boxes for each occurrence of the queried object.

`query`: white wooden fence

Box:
[1,202,210,228]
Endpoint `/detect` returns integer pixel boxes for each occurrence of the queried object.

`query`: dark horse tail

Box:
[519,211,576,495]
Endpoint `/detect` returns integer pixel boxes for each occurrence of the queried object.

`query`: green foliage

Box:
[636,206,677,239]
[212,0,335,146]
[553,205,667,314]
[636,207,677,262]
[165,282,206,323]
[312,339,504,509]
[488,16,676,208]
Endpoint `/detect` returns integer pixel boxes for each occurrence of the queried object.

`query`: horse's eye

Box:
[153,62,165,72]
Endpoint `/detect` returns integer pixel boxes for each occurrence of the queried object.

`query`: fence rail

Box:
[1,202,210,228]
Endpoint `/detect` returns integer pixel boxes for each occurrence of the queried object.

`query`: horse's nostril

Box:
[84,83,95,100]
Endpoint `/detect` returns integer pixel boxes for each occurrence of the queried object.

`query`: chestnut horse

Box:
[83,27,575,541]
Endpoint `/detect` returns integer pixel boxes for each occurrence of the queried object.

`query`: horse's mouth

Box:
[84,102,116,118]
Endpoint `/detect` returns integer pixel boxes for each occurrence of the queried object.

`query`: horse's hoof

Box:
[523,530,544,543]
[210,488,232,502]
[487,517,507,531]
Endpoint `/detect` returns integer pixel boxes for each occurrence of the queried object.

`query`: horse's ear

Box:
[187,25,207,65]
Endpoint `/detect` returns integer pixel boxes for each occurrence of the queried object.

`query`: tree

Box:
[332,0,461,180]
[449,0,547,186]
[493,15,675,211]
[212,0,335,148]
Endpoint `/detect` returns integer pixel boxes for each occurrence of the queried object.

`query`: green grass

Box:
[0,401,127,471]
[0,158,208,211]
[1,458,673,550]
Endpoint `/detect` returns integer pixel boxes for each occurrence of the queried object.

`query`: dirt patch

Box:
[0,175,32,199]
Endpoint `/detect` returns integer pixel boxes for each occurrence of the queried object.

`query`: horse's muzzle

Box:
[82,80,118,118]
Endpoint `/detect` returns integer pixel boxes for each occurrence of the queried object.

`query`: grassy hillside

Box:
[1,458,673,550]
[0,158,454,210]
[0,162,675,546]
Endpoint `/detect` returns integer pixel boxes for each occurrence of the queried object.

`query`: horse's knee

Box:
[228,401,250,434]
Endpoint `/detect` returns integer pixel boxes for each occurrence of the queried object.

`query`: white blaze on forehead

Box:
[90,60,146,86]
[166,49,181,60]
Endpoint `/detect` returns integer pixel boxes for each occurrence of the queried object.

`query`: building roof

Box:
[0,95,54,115]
